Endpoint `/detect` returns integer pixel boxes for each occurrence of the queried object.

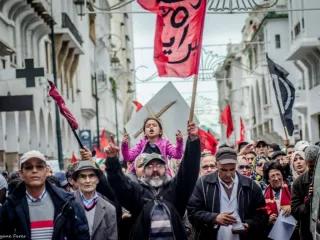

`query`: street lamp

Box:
[74,0,85,17]
[110,52,121,70]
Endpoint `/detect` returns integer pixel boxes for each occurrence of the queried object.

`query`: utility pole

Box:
[93,73,100,148]
[110,77,119,144]
[49,17,64,169]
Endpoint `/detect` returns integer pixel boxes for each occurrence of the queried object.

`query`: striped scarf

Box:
[264,184,291,215]
[149,201,174,240]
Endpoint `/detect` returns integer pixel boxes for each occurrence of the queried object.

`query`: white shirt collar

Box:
[26,188,47,203]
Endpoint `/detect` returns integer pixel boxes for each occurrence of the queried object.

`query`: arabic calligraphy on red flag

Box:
[137,0,207,77]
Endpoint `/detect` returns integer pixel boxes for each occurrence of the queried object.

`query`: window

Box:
[275,34,281,49]
[1,59,5,69]
[45,41,51,74]
[89,14,96,43]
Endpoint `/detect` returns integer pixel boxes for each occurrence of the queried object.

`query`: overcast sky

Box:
[132,2,248,133]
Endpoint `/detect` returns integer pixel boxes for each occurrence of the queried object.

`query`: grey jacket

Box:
[74,191,118,240]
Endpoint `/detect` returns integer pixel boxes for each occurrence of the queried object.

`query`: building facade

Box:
[215,0,314,144]
[287,0,320,143]
[0,0,135,171]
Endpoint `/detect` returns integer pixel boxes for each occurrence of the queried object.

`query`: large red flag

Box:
[237,117,245,144]
[132,100,143,112]
[48,81,79,130]
[137,0,207,77]
[220,104,234,139]
[198,128,218,155]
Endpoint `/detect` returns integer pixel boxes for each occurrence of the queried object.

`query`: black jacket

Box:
[0,181,89,240]
[106,138,201,240]
[187,172,268,240]
[291,171,313,240]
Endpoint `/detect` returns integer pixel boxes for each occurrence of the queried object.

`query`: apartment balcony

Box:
[288,36,320,61]
[55,12,83,54]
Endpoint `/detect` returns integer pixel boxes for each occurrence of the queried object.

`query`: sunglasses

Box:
[238,165,251,170]
[202,164,216,170]
[22,164,46,171]
[22,164,47,171]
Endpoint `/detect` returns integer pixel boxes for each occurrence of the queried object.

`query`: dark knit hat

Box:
[305,145,320,162]
[216,147,238,164]
[271,151,286,160]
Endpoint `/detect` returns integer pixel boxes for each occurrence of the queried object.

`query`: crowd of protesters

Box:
[0,117,320,240]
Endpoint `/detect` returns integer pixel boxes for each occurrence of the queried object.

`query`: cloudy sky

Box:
[132,2,248,134]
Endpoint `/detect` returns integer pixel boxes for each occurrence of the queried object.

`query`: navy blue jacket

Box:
[0,180,89,240]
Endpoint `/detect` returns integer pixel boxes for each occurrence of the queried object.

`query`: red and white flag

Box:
[220,104,234,139]
[48,81,79,130]
[137,0,207,77]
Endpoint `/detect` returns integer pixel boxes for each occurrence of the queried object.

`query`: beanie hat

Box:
[216,147,238,164]
[305,145,320,162]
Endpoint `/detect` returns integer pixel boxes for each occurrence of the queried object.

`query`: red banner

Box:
[220,104,234,139]
[48,81,79,130]
[137,0,207,77]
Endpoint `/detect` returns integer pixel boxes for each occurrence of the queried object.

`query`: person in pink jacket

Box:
[121,117,184,173]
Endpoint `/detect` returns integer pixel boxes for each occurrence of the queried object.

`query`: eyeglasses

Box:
[145,163,165,171]
[202,164,216,170]
[22,164,46,171]
[78,173,97,179]
[238,165,251,170]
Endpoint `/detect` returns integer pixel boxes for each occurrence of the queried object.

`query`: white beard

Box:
[145,175,167,188]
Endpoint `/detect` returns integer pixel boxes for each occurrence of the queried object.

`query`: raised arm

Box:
[172,122,201,215]
[105,143,145,216]
[121,136,144,162]
[166,130,184,159]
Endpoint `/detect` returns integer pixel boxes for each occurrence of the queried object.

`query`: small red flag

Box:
[137,0,207,77]
[71,152,78,165]
[48,81,79,130]
[100,129,109,149]
[237,117,245,144]
[220,104,234,139]
[94,147,107,159]
[198,128,218,155]
[132,100,143,112]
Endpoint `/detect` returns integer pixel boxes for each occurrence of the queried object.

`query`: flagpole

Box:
[71,128,85,149]
[189,75,199,122]
[267,55,290,144]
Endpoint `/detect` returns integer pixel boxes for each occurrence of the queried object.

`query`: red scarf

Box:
[264,184,291,216]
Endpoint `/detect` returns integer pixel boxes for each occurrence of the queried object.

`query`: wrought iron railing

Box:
[207,0,279,11]
[61,12,83,45]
